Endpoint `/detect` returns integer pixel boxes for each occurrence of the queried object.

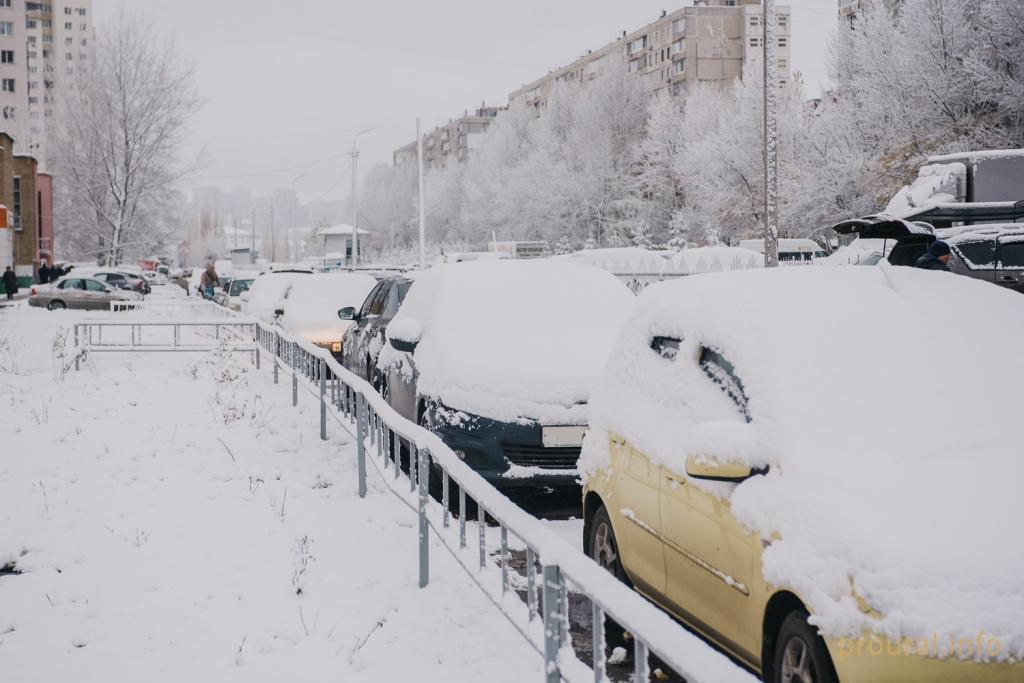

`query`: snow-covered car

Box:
[222,277,255,311]
[581,266,1024,683]
[278,273,378,359]
[28,276,142,310]
[339,274,415,385]
[379,260,634,488]
[241,271,309,323]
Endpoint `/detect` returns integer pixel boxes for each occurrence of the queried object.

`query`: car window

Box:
[649,335,682,361]
[59,279,78,290]
[85,279,107,292]
[955,239,997,268]
[381,281,412,318]
[230,279,253,296]
[368,283,390,316]
[699,346,750,422]
[360,283,384,318]
[997,240,1024,269]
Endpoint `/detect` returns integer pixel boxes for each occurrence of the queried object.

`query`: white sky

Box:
[96,0,838,202]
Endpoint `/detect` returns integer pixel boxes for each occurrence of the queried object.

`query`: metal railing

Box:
[252,320,755,683]
[110,299,237,317]
[72,318,259,368]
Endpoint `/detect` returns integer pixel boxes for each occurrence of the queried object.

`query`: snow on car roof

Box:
[582,265,1024,657]
[280,273,378,344]
[382,260,635,423]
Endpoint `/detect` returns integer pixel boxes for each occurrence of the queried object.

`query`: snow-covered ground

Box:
[0,306,542,682]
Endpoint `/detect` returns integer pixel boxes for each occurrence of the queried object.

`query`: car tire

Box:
[772,611,838,683]
[47,300,66,311]
[589,505,632,651]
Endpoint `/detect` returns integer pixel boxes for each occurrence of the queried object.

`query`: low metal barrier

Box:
[253,320,754,683]
[72,318,259,369]
[110,299,236,317]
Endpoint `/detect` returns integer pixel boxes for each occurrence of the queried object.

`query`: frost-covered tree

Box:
[51,11,200,264]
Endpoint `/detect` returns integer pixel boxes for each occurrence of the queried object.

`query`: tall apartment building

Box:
[0,1,30,141]
[394,0,790,167]
[510,0,790,111]
[24,0,95,160]
[393,105,503,169]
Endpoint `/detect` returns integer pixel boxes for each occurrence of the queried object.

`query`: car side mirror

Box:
[685,454,756,482]
[338,306,358,321]
[389,337,418,353]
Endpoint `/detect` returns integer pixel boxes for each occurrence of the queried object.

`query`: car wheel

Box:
[773,611,838,683]
[47,300,66,311]
[589,505,631,651]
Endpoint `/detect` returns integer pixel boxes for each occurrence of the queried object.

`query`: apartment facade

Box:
[394,0,790,167]
[24,0,95,160]
[510,0,790,111]
[393,105,503,169]
[0,0,30,143]
[0,130,52,287]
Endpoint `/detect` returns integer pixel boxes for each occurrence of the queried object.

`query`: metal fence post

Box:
[292,343,298,407]
[356,393,367,499]
[542,564,564,683]
[593,602,606,682]
[319,358,327,440]
[634,639,650,683]
[73,324,80,371]
[459,487,467,548]
[478,502,486,570]
[273,333,279,384]
[255,343,261,369]
[527,547,537,621]
[500,527,509,593]
[418,446,430,588]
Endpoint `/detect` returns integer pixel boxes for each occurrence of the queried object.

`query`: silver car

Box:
[28,276,142,311]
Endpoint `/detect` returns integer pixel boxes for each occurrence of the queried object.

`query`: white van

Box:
[738,238,827,265]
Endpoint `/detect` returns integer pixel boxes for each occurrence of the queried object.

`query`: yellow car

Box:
[580,267,1024,683]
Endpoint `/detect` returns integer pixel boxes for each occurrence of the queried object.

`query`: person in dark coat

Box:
[2,266,17,300]
[915,241,952,272]
[38,262,50,284]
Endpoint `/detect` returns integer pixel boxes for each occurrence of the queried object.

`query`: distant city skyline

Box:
[96,0,838,203]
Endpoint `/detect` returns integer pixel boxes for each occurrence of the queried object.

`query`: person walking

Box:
[198,263,220,300]
[915,241,952,272]
[2,266,17,300]
[38,262,50,284]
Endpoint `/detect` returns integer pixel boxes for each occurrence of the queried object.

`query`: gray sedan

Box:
[29,277,142,311]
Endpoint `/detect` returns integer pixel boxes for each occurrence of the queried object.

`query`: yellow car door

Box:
[608,435,666,599]
[660,471,762,665]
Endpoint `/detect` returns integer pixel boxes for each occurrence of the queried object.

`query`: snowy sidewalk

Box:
[0,309,542,682]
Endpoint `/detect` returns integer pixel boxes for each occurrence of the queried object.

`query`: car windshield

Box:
[230,279,253,296]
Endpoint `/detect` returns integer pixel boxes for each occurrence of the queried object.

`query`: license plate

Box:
[542,426,586,448]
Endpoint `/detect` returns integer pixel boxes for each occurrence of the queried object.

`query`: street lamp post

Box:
[350,128,375,268]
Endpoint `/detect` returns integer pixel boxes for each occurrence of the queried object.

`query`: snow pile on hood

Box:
[562,248,668,274]
[582,265,1024,658]
[885,162,965,217]
[243,272,305,322]
[668,246,763,274]
[280,273,377,344]
[381,260,635,424]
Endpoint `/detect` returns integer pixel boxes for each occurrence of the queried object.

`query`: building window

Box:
[749,37,761,47]
[13,176,21,231]
[26,19,35,28]
[671,38,685,56]
[749,16,760,26]
[1,78,14,92]
[77,8,86,16]
[64,22,71,29]
[65,37,72,45]
[779,36,788,47]
[672,17,685,34]
[2,105,14,120]
[779,15,788,27]
[64,6,71,14]
[0,21,12,35]
[0,0,11,8]
[0,50,12,64]
[673,59,685,75]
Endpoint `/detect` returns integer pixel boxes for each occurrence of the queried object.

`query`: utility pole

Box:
[350,148,359,268]
[762,0,779,268]
[417,118,426,269]
[270,205,276,263]
[250,208,256,264]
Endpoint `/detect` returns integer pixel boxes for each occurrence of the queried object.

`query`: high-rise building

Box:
[394,0,790,166]
[0,1,31,142]
[24,0,95,160]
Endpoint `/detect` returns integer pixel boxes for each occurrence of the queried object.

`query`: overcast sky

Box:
[96,0,839,203]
